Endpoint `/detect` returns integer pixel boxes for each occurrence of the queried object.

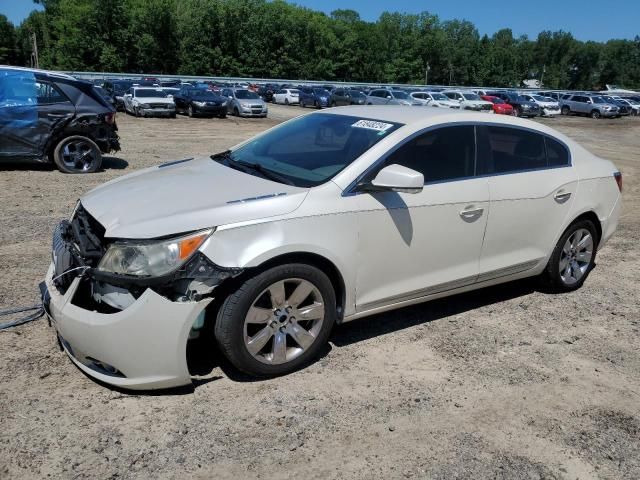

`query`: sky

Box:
[2,0,639,42]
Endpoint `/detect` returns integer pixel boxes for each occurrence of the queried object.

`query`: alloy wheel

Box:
[60,139,100,172]
[559,228,593,286]
[243,278,325,365]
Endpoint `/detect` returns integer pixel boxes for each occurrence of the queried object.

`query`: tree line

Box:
[1,0,639,89]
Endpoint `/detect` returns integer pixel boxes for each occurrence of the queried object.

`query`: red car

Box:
[481,95,514,115]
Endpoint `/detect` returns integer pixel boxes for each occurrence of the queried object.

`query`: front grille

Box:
[150,103,169,109]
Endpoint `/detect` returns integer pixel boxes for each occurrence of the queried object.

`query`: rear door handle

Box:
[459,207,484,220]
[554,191,572,203]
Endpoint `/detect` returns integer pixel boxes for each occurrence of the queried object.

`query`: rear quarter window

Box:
[545,136,570,167]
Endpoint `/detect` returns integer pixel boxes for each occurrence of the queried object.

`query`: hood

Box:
[192,95,224,103]
[80,157,308,239]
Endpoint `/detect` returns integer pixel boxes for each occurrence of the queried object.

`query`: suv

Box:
[487,91,540,117]
[599,96,631,116]
[0,67,120,173]
[560,95,620,119]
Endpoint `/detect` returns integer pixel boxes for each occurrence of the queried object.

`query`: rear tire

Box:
[539,219,598,293]
[52,136,102,174]
[215,264,336,377]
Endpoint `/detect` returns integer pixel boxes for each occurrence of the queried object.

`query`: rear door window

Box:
[35,82,70,104]
[477,126,568,174]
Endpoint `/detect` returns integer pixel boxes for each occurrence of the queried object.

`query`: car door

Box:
[353,124,490,312]
[33,79,75,155]
[0,70,40,158]
[476,125,577,280]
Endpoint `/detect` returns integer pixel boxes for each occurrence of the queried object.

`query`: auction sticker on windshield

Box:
[351,120,395,132]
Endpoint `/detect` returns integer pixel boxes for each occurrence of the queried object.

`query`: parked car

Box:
[599,96,631,116]
[42,107,622,389]
[481,95,514,115]
[273,88,300,105]
[173,87,227,118]
[0,67,119,173]
[366,89,422,106]
[257,84,279,103]
[221,88,268,117]
[411,91,461,109]
[123,87,176,118]
[330,88,366,106]
[103,79,133,111]
[560,95,620,119]
[519,94,561,117]
[487,91,540,117]
[160,87,180,99]
[299,87,331,108]
[614,97,640,116]
[442,90,494,112]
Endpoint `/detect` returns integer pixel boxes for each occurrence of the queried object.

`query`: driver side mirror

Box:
[358,164,424,194]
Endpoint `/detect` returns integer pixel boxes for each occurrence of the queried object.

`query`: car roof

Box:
[0,65,76,80]
[320,105,571,138]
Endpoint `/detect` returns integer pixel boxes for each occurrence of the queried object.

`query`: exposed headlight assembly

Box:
[97,229,213,277]
[193,101,206,107]
[139,103,150,108]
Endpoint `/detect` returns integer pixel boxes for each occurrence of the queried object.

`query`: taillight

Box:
[105,112,116,125]
[614,171,622,192]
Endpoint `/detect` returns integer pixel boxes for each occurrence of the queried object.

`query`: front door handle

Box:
[459,207,484,220]
[554,191,572,203]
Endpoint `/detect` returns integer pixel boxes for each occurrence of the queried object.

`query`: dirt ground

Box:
[1,105,638,480]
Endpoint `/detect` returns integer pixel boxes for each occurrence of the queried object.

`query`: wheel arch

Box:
[250,252,347,321]
[569,210,602,244]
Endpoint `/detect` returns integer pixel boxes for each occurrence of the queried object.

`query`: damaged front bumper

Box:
[44,263,211,390]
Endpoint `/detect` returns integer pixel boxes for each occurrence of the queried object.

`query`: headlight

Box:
[222,101,227,106]
[97,229,212,277]
[241,103,251,108]
[139,103,150,108]
[193,101,206,107]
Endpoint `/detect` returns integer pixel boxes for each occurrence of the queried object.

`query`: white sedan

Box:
[410,91,461,109]
[44,107,622,389]
[273,88,300,105]
[520,93,561,117]
[123,87,176,118]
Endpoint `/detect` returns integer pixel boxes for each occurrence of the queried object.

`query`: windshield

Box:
[490,97,505,104]
[592,97,606,104]
[135,89,168,98]
[430,93,448,101]
[314,89,331,96]
[220,113,403,187]
[289,89,300,94]
[112,82,132,93]
[531,95,547,101]
[235,90,260,99]
[391,91,409,99]
[462,93,481,100]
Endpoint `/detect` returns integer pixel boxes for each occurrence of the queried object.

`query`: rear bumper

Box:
[44,264,211,390]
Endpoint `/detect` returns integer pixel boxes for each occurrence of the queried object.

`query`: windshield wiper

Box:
[212,151,295,186]
[231,159,296,186]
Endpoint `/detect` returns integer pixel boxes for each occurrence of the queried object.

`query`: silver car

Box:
[366,89,422,106]
[221,88,268,118]
[560,94,619,119]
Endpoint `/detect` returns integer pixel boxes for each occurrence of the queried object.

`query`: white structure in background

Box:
[600,84,639,95]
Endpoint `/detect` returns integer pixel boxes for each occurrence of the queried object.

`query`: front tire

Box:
[591,109,601,119]
[215,264,336,377]
[561,106,570,115]
[540,219,598,292]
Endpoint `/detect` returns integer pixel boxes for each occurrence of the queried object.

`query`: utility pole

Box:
[540,64,546,87]
[425,62,430,86]
[31,32,39,69]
